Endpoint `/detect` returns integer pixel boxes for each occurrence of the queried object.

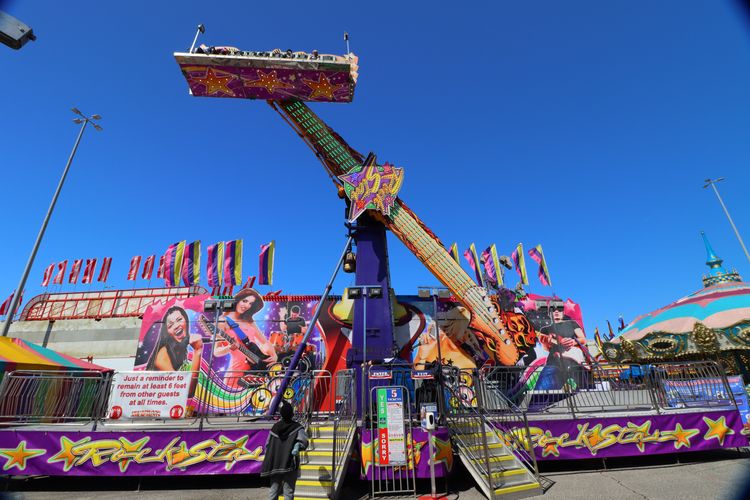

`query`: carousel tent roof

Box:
[616,232,748,342]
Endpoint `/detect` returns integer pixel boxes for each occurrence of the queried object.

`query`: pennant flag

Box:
[41,263,55,287]
[207,242,225,287]
[157,255,166,279]
[245,276,256,289]
[527,244,551,287]
[69,259,83,284]
[127,256,142,281]
[223,239,243,286]
[606,320,615,341]
[52,260,68,285]
[0,292,13,315]
[510,243,529,285]
[463,243,485,287]
[142,255,155,280]
[98,257,112,283]
[481,244,503,287]
[163,241,186,287]
[82,259,97,284]
[448,243,460,264]
[258,241,275,286]
[181,240,201,286]
[618,315,626,332]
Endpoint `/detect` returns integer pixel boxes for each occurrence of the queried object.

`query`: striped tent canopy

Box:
[616,281,750,342]
[0,337,112,372]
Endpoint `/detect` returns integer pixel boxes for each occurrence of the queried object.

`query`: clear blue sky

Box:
[2,0,750,334]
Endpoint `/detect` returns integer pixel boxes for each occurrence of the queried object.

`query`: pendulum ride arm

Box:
[271,100,518,365]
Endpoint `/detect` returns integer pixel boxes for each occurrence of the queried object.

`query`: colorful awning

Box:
[0,337,112,373]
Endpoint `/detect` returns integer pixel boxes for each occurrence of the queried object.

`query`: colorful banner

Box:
[463,243,485,287]
[511,243,528,285]
[142,255,155,280]
[81,259,96,285]
[527,244,551,287]
[164,242,185,287]
[448,243,460,264]
[206,242,224,288]
[258,241,275,286]
[0,429,268,476]
[97,257,112,283]
[69,259,82,284]
[223,240,242,286]
[52,260,67,285]
[516,410,749,460]
[127,256,141,281]
[41,263,55,287]
[107,371,191,420]
[181,241,201,286]
[481,244,502,287]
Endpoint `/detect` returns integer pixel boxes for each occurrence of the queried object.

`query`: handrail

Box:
[331,369,356,484]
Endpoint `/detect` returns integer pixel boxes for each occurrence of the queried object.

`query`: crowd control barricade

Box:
[330,369,356,485]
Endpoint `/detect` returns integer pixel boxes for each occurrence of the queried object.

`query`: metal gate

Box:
[369,385,416,498]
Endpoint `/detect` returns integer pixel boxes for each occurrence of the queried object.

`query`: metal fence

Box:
[0,370,110,426]
[476,360,736,417]
[331,369,356,484]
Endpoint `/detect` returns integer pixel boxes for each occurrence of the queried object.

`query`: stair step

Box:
[297,479,334,488]
[493,481,541,497]
[489,467,527,479]
[463,442,505,451]
[470,455,514,463]
[309,437,334,443]
[278,496,329,500]
[300,464,332,473]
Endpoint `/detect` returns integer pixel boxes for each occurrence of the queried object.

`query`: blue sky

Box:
[1,0,750,334]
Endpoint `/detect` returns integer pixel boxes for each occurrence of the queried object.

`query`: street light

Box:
[2,109,102,337]
[703,178,750,265]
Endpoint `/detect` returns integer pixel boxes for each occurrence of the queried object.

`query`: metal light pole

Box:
[704,178,750,265]
[2,109,102,337]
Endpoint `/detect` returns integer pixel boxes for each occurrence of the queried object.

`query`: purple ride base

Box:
[1,409,745,477]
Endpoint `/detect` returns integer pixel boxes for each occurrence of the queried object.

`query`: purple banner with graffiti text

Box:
[0,429,269,476]
[360,428,453,479]
[516,409,749,460]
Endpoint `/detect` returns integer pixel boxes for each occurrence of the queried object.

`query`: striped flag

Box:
[127,256,142,281]
[463,243,485,287]
[82,259,97,284]
[181,241,201,286]
[258,241,275,286]
[41,263,55,287]
[207,242,224,287]
[245,276,256,289]
[69,259,83,284]
[511,243,529,285]
[98,257,112,283]
[481,244,503,287]
[142,255,155,280]
[527,244,551,287]
[223,240,243,286]
[52,260,67,285]
[163,241,186,287]
[448,243,460,263]
[157,255,166,279]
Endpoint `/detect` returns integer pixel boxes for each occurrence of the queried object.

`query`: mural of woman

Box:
[215,288,278,387]
[147,306,204,396]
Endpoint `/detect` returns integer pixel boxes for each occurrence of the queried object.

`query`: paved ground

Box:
[1,449,748,500]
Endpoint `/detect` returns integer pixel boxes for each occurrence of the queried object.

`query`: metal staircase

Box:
[446,374,542,500]
[283,369,357,500]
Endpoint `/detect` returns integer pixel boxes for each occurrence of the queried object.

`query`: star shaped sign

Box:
[0,441,46,471]
[703,415,735,445]
[242,70,294,95]
[339,162,404,222]
[191,68,235,96]
[302,73,347,100]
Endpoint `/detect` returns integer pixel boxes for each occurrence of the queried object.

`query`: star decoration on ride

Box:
[190,67,236,96]
[339,162,404,222]
[242,69,294,94]
[302,73,347,100]
[0,441,45,471]
[48,436,86,472]
[702,415,734,445]
[667,423,700,450]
